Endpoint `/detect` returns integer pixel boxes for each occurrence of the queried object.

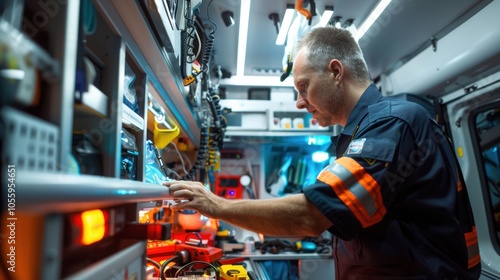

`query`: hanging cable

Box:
[199,0,216,75]
[183,0,217,86]
[182,124,209,180]
[184,4,197,63]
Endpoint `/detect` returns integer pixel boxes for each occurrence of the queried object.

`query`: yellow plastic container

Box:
[153,120,180,149]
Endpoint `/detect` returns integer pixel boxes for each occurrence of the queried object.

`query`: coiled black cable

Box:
[199,0,216,75]
[180,0,195,78]
[180,30,188,79]
[159,249,192,280]
[184,3,197,63]
[207,88,226,150]
[182,125,209,180]
[179,0,222,180]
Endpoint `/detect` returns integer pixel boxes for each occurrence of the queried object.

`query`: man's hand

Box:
[163,180,223,219]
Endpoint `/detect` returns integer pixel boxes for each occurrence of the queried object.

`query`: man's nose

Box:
[296,95,307,109]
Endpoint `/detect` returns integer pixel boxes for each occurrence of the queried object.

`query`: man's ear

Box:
[329,59,343,80]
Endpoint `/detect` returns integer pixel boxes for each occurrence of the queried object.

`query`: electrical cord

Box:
[301,236,333,254]
[180,0,193,79]
[182,125,209,180]
[159,249,191,280]
[160,255,180,280]
[178,0,225,181]
[199,0,216,76]
[168,141,190,176]
[146,257,162,276]
[259,239,295,254]
[165,166,183,180]
[180,29,188,78]
[184,5,197,64]
[147,258,161,269]
[183,0,216,86]
[174,260,221,279]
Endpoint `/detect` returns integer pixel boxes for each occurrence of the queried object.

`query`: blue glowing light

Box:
[312,151,329,163]
[116,189,138,195]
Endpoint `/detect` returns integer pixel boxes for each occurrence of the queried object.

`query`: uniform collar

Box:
[340,84,383,136]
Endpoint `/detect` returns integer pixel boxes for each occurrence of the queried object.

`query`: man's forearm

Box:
[215,194,329,236]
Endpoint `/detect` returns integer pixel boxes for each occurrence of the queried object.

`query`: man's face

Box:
[293,50,344,127]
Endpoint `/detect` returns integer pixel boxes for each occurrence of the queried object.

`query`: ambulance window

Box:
[475,106,500,243]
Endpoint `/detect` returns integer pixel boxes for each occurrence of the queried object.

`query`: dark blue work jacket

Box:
[304,84,481,279]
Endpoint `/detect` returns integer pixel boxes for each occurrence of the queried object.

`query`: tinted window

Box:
[475,105,500,244]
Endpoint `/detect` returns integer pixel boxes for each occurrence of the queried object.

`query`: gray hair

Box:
[296,26,371,84]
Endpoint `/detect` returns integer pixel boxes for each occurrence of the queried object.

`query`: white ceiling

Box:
[197,0,490,86]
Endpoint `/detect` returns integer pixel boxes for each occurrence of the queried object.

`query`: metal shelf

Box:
[74,84,109,117]
[16,171,172,214]
[227,251,332,261]
[220,99,333,139]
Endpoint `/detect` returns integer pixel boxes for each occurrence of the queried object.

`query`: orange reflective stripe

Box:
[317,157,386,228]
[465,226,480,268]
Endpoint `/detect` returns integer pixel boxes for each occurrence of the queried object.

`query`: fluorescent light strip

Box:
[356,0,392,40]
[275,8,295,45]
[317,10,334,27]
[236,0,251,76]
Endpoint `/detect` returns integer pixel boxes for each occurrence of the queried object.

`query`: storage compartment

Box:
[220,99,331,137]
[1,107,59,172]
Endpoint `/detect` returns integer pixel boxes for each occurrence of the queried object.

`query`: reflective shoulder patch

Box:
[344,138,397,162]
[346,138,366,154]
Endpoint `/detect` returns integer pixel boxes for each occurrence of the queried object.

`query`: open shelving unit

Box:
[0,1,203,279]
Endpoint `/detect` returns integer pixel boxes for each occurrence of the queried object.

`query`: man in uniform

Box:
[165,26,481,279]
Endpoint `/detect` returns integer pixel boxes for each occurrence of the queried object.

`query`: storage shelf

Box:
[227,251,332,260]
[16,171,172,214]
[0,19,60,80]
[220,99,333,138]
[224,130,332,137]
[74,84,109,117]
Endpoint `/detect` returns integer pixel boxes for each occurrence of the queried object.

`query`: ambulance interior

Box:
[1,0,500,279]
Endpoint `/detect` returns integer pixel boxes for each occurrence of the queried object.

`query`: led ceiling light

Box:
[355,0,393,40]
[236,0,251,76]
[317,6,334,27]
[275,4,295,45]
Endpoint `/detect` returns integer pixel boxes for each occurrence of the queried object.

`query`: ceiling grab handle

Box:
[296,0,317,25]
[295,0,311,20]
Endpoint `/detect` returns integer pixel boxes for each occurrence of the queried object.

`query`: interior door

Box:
[441,70,500,279]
